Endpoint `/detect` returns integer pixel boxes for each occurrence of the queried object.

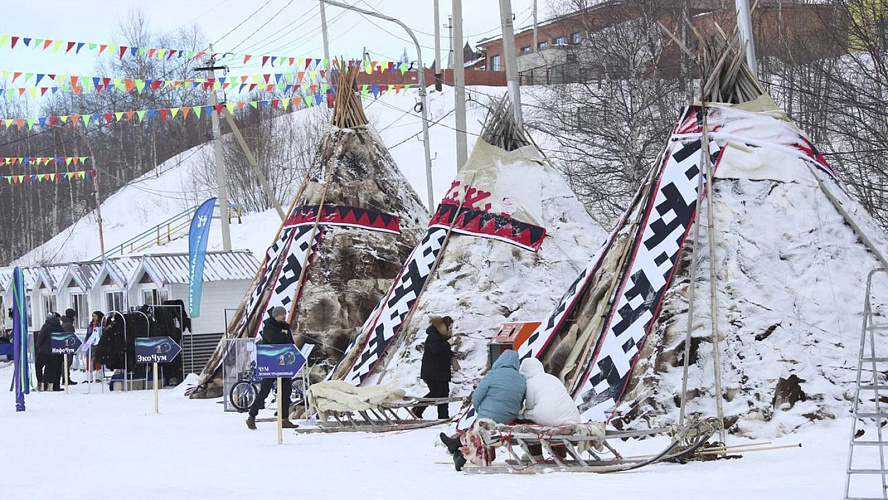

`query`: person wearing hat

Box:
[246,306,299,430]
[413,316,456,420]
[61,309,78,385]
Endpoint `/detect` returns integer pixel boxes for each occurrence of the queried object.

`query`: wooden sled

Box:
[464,416,720,474]
[294,396,464,434]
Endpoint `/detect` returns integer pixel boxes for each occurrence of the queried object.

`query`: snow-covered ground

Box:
[0,363,851,499]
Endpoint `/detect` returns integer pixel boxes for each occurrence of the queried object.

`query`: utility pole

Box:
[735,0,757,79]
[446,15,454,69]
[198,46,231,251]
[498,0,523,127]
[452,0,468,169]
[321,0,437,209]
[434,0,442,91]
[319,0,331,63]
[533,0,538,52]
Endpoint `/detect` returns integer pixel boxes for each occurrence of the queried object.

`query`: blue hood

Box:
[492,350,520,371]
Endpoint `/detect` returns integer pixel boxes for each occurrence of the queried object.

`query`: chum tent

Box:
[191,64,428,398]
[329,97,603,401]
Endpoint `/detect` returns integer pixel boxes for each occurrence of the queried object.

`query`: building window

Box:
[105,291,125,313]
[571,32,582,44]
[26,296,32,327]
[520,45,531,54]
[70,293,88,329]
[554,36,566,45]
[42,294,57,319]
[141,288,169,306]
[491,54,502,71]
[537,41,548,50]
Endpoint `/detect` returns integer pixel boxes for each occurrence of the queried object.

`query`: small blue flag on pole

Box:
[188,198,217,318]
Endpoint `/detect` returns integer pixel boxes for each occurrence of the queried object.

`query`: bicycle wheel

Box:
[291,378,307,406]
[230,381,257,413]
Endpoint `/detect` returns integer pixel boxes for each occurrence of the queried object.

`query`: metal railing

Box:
[92,202,243,260]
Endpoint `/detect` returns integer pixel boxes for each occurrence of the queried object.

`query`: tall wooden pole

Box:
[434,0,443,92]
[319,0,331,63]
[498,0,523,128]
[452,0,468,169]
[735,0,757,78]
[207,46,232,251]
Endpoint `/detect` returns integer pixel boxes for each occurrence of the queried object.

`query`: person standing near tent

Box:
[246,306,299,431]
[413,316,455,419]
[60,309,78,385]
[36,313,65,391]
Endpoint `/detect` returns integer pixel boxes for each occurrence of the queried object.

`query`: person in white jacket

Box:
[519,357,581,426]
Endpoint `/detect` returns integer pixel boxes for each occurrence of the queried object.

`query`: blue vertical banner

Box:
[188,198,217,318]
[10,268,29,411]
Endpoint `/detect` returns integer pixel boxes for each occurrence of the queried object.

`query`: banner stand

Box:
[63,356,69,394]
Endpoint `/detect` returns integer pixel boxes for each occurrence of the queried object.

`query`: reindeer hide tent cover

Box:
[454,92,888,436]
[192,67,428,396]
[330,101,604,402]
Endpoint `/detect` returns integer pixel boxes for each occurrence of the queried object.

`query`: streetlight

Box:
[320,0,436,211]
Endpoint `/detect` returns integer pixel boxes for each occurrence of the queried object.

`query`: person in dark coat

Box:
[246,306,299,431]
[36,313,65,391]
[60,309,78,385]
[414,316,455,419]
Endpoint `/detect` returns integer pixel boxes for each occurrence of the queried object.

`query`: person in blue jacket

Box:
[440,350,526,470]
[472,350,526,423]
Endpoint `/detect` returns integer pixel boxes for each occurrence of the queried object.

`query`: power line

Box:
[228,0,298,54]
[213,0,277,46]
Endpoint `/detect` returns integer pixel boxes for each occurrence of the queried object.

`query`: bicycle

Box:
[229,361,307,413]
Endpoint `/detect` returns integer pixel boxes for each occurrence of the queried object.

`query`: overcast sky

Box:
[3,0,544,78]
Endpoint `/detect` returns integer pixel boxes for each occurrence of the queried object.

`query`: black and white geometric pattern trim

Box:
[336,227,449,385]
[572,137,722,422]
[264,225,324,321]
[233,227,295,337]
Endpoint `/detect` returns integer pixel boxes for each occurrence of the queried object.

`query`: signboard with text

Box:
[255,344,305,379]
[50,332,82,355]
[134,337,182,364]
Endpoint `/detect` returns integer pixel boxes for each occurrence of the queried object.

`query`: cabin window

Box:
[571,32,582,44]
[520,45,531,54]
[105,291,125,313]
[490,54,502,71]
[537,41,548,50]
[71,293,88,329]
[554,36,566,45]
[141,288,169,306]
[42,294,57,319]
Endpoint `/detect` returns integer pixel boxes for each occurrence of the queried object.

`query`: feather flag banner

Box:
[9,268,29,411]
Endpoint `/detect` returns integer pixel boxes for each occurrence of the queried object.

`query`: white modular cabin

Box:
[127,250,257,335]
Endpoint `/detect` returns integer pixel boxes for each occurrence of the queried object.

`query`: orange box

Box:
[493,321,542,350]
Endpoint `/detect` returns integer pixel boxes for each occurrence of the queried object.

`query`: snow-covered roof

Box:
[91,257,140,289]
[57,261,104,292]
[0,267,11,292]
[131,250,258,287]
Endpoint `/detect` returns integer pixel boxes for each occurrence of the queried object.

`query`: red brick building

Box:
[477,0,841,84]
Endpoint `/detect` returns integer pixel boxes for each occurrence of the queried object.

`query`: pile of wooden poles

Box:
[330,62,369,128]
[694,22,765,104]
[480,95,531,152]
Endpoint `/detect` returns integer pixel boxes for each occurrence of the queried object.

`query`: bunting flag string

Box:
[0,68,336,97]
[0,84,410,131]
[0,34,414,71]
[1,156,87,166]
[1,169,96,184]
